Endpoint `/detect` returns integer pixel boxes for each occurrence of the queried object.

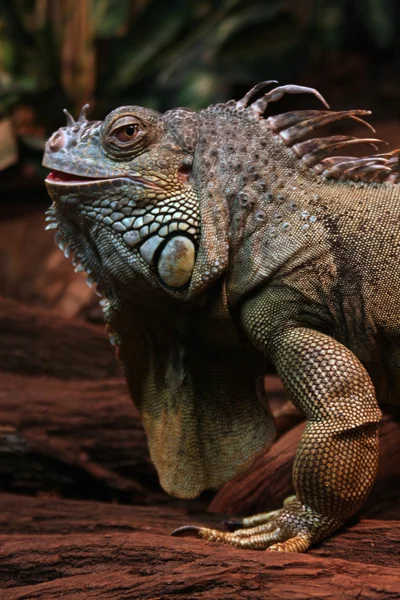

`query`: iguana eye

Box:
[101,106,163,158]
[107,116,142,147]
[115,124,139,143]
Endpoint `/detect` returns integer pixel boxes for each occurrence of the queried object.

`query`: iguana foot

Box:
[171,496,338,552]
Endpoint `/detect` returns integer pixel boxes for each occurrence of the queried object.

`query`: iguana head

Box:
[43,103,228,304]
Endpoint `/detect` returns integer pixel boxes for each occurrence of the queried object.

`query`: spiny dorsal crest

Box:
[237,81,399,185]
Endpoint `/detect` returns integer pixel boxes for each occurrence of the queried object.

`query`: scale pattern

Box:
[42,82,399,552]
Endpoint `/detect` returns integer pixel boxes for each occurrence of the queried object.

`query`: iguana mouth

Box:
[45,170,165,192]
[46,170,99,183]
[46,170,115,185]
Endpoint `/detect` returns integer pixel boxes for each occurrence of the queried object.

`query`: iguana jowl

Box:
[43,82,399,552]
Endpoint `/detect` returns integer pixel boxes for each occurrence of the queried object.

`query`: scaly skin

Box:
[43,83,399,552]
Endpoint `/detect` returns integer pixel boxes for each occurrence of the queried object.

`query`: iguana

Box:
[42,82,399,553]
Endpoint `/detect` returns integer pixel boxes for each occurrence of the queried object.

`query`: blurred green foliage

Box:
[0,0,399,180]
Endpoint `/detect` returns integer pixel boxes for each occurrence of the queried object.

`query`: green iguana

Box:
[42,82,399,553]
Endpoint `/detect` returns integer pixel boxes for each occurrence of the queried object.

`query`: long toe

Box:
[267,534,312,553]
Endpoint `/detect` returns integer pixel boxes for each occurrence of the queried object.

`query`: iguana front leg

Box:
[173,327,381,552]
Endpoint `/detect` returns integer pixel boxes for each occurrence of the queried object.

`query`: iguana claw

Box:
[170,525,202,537]
[224,519,244,531]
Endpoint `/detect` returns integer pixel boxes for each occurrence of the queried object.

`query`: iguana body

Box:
[43,82,399,552]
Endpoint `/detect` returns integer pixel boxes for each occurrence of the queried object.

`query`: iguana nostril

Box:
[49,130,65,152]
